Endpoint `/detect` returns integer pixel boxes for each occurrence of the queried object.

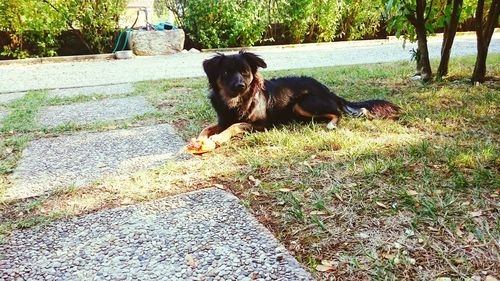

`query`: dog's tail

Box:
[339,97,400,120]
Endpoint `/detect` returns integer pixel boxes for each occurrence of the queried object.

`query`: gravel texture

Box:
[37,96,153,127]
[5,124,184,199]
[0,188,313,280]
[0,33,498,93]
[48,83,134,98]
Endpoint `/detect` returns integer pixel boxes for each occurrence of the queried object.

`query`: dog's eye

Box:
[242,69,250,75]
[222,71,229,77]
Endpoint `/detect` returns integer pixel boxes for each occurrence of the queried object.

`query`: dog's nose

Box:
[233,83,245,91]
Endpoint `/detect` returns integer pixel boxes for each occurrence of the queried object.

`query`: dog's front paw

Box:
[208,134,227,145]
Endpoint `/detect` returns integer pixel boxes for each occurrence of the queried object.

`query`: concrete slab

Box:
[0,188,313,280]
[4,124,184,199]
[37,96,153,128]
[48,83,134,98]
[0,92,26,104]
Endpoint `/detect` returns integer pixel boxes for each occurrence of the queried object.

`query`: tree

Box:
[471,0,499,83]
[437,0,463,78]
[385,0,436,82]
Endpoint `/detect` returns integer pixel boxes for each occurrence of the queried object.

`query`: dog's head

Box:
[203,50,267,103]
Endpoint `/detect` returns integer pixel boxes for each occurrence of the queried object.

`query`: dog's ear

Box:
[203,54,224,84]
[240,50,267,72]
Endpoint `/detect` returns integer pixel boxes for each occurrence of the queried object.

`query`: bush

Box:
[0,0,127,58]
[181,0,267,48]
[0,0,64,58]
[156,0,385,48]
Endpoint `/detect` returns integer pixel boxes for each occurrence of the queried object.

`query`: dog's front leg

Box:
[198,124,224,138]
[209,122,253,145]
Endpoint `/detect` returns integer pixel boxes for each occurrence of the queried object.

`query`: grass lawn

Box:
[0,54,499,280]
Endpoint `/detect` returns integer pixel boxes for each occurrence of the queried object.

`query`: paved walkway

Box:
[6,124,183,200]
[1,188,313,280]
[0,33,498,93]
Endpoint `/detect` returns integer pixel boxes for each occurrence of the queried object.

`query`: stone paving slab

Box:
[0,91,26,104]
[4,124,184,199]
[37,96,153,127]
[49,83,134,98]
[0,188,313,280]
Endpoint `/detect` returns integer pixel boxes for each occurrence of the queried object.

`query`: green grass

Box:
[0,54,498,279]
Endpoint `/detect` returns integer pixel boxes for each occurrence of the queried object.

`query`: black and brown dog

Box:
[189,50,400,152]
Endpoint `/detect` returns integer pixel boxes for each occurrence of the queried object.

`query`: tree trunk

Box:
[472,0,500,83]
[415,24,432,82]
[407,0,432,82]
[415,48,422,75]
[472,45,488,83]
[437,0,463,78]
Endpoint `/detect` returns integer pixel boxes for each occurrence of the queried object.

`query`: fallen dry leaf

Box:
[428,226,439,232]
[485,276,498,281]
[316,264,334,272]
[435,277,452,281]
[406,190,419,196]
[121,198,133,205]
[469,210,482,217]
[248,176,261,187]
[321,260,335,266]
[251,191,260,196]
[382,253,395,260]
[214,184,224,189]
[310,211,327,215]
[376,201,389,209]
[278,188,291,192]
[333,193,343,201]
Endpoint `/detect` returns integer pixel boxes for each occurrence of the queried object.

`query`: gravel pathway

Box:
[0,33,498,93]
[49,83,134,98]
[5,124,184,199]
[0,188,313,280]
[37,96,153,128]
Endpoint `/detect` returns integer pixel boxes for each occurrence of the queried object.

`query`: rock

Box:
[114,50,134,60]
[129,29,185,56]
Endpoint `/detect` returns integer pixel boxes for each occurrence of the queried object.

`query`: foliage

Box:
[274,0,315,43]
[155,0,385,48]
[0,0,65,58]
[383,0,475,42]
[180,0,267,48]
[0,0,127,58]
[337,0,383,40]
[68,0,128,53]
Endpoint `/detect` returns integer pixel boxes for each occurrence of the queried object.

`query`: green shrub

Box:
[157,0,385,48]
[0,0,127,58]
[0,0,64,58]
[181,0,267,48]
